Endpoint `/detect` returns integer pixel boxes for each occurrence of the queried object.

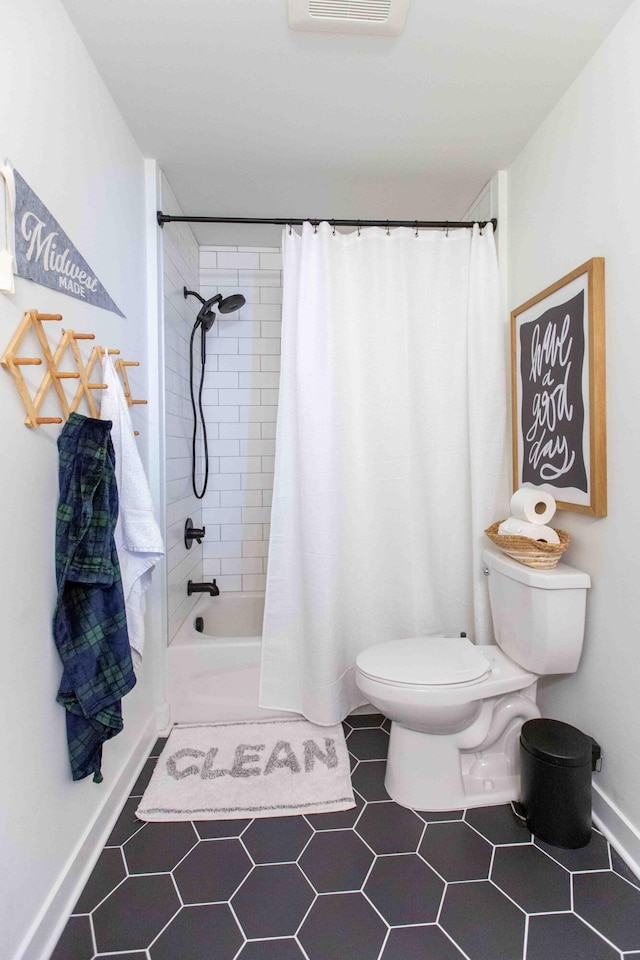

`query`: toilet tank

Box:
[483,545,591,675]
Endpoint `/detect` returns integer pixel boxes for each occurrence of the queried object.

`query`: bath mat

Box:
[136,718,355,821]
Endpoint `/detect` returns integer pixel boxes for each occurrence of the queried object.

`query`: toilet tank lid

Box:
[483,545,591,589]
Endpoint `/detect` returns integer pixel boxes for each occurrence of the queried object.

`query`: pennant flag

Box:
[13,170,125,317]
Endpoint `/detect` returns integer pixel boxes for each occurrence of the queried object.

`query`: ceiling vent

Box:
[288,0,412,36]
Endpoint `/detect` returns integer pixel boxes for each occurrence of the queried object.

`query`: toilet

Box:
[355,544,591,811]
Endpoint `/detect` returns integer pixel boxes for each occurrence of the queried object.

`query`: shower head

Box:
[218,294,245,314]
[183,287,246,330]
[199,311,216,333]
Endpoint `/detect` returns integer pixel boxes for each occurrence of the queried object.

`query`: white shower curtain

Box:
[260,221,508,725]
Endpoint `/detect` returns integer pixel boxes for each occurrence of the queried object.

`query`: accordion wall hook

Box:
[1,309,146,431]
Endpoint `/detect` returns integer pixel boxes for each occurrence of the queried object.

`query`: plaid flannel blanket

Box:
[53,413,136,782]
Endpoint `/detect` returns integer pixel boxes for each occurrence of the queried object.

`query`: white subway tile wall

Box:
[198,244,283,591]
[162,175,205,639]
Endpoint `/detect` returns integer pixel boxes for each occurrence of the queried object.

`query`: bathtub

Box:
[167,591,291,724]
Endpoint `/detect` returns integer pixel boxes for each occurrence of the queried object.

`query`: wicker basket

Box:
[485,520,571,570]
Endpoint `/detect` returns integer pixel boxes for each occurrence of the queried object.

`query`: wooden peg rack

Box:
[1,309,147,432]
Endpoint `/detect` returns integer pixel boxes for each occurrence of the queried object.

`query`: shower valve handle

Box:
[184,518,206,549]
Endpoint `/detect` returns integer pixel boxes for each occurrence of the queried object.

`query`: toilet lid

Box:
[356,636,491,686]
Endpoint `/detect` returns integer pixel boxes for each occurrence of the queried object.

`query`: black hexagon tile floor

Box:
[52,716,640,960]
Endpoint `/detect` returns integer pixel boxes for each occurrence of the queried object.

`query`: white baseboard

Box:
[156,700,172,736]
[16,717,157,960]
[592,781,640,880]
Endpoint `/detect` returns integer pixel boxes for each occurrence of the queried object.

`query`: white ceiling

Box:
[61,0,632,241]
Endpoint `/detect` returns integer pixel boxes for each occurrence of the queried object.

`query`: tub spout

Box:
[187,580,219,597]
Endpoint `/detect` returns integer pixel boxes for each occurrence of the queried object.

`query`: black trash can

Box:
[520,719,601,849]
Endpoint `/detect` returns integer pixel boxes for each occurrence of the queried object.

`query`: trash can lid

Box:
[520,719,594,767]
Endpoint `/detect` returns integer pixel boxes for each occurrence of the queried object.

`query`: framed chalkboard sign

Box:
[511,258,606,517]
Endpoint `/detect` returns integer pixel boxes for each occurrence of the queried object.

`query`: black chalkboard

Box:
[511,258,606,517]
[518,290,588,492]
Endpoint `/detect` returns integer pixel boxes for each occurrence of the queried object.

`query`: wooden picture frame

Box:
[511,258,606,517]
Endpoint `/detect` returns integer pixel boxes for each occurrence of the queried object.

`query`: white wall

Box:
[161,175,205,639]
[0,1,159,957]
[198,244,283,591]
[508,0,640,847]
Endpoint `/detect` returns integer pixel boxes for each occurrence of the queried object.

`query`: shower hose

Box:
[189,321,209,499]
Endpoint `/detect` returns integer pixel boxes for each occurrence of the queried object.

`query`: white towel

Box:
[0,160,16,293]
[101,355,164,668]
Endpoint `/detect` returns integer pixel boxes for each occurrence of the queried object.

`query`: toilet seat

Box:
[356,636,492,688]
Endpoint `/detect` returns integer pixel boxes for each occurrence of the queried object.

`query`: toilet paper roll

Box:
[498,516,560,544]
[510,487,556,526]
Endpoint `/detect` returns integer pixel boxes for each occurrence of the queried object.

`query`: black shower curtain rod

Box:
[156,212,498,231]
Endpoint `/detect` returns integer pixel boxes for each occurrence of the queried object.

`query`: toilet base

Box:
[384,720,523,811]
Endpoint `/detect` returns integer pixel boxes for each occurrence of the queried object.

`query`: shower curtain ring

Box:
[445,221,449,238]
[386,221,390,236]
[288,223,292,235]
[357,221,361,236]
[414,220,418,238]
[332,220,336,236]
[314,222,318,234]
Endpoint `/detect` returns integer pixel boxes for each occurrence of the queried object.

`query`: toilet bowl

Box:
[356,637,541,809]
[355,545,591,811]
